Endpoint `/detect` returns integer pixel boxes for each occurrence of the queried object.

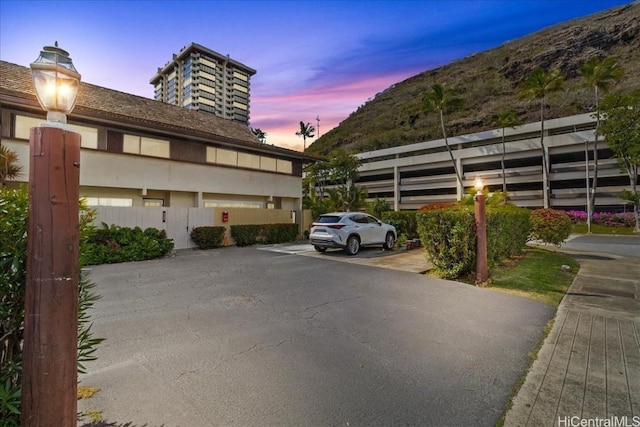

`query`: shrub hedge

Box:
[231,223,298,246]
[0,187,103,424]
[261,223,299,244]
[191,226,226,249]
[417,207,477,279]
[81,223,174,265]
[231,224,262,246]
[381,211,419,239]
[486,206,531,264]
[417,205,531,279]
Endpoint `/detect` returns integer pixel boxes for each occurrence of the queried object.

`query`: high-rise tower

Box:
[150,43,256,125]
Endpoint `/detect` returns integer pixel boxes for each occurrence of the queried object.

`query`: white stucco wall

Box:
[3,139,302,207]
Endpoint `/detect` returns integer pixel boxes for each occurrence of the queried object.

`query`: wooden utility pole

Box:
[22,126,81,426]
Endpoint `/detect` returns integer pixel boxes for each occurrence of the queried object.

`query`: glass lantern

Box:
[30,43,81,125]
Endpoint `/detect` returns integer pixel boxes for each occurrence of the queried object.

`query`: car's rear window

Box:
[315,215,342,224]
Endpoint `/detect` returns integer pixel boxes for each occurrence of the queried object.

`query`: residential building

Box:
[0,60,314,248]
[150,43,256,125]
[355,113,638,212]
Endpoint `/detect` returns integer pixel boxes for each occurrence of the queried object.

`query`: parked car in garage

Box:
[309,212,396,255]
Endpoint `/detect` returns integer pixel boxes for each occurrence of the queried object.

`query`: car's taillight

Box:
[326,224,345,229]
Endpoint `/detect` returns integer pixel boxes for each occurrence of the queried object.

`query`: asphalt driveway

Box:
[79,245,555,426]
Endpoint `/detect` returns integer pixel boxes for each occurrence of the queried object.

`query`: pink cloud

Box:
[250,70,417,151]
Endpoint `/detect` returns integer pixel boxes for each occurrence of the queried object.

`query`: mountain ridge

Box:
[307,2,640,157]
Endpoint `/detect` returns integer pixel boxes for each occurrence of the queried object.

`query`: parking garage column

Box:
[394,165,399,211]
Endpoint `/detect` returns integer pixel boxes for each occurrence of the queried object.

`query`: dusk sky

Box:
[0,0,633,151]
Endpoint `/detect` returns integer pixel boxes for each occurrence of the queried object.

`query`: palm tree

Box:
[491,109,520,198]
[578,56,625,217]
[423,83,464,190]
[0,145,23,186]
[250,127,267,144]
[519,67,564,208]
[295,121,315,151]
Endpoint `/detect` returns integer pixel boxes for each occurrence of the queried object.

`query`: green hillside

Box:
[307,2,640,157]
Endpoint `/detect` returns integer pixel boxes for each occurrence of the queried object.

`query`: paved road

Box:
[79,246,555,426]
[563,234,640,258]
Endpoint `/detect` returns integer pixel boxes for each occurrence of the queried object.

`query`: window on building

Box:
[154,83,163,99]
[123,134,170,158]
[260,157,276,172]
[123,134,139,154]
[141,137,170,157]
[216,148,237,166]
[277,159,292,174]
[183,57,192,79]
[85,197,133,207]
[71,124,99,149]
[233,71,248,81]
[204,146,292,174]
[167,77,176,103]
[238,152,261,169]
[206,146,216,163]
[143,198,164,207]
[14,115,98,149]
[203,200,262,208]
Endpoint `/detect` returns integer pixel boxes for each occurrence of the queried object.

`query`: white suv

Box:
[309,212,396,255]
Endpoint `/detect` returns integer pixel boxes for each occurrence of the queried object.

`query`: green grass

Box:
[488,248,579,306]
[572,223,636,235]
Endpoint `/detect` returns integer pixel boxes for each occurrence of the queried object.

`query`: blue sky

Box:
[0,0,633,150]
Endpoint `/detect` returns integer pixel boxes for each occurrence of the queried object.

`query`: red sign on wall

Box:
[222,211,229,223]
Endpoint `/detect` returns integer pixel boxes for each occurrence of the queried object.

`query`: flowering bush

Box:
[418,202,458,211]
[530,209,572,245]
[565,210,588,224]
[593,212,635,228]
[563,210,635,227]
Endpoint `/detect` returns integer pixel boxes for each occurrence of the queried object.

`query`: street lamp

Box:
[474,176,484,194]
[30,43,81,125]
[474,177,488,284]
[22,43,82,427]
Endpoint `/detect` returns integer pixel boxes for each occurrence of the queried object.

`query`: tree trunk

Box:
[540,99,549,208]
[631,165,640,233]
[440,109,464,190]
[590,87,600,218]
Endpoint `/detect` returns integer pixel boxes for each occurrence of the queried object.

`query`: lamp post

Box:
[474,177,488,285]
[22,43,81,426]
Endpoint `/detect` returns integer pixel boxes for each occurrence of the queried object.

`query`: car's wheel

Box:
[344,235,360,255]
[383,232,395,250]
[314,245,327,253]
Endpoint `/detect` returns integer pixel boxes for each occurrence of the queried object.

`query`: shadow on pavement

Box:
[570,253,616,261]
[80,422,153,427]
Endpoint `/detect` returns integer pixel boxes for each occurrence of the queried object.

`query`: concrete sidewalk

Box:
[504,248,640,427]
